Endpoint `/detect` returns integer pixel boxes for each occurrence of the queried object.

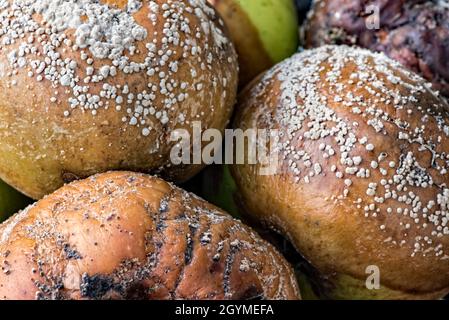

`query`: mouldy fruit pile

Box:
[0,0,448,300]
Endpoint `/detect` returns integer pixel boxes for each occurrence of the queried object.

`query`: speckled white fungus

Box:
[0,0,233,136]
[261,45,449,260]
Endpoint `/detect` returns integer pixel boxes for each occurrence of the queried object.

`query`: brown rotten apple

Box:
[231,45,449,299]
[0,171,300,300]
[0,0,238,199]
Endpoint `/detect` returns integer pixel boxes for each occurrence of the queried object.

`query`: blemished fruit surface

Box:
[208,0,299,86]
[0,171,301,300]
[304,0,449,98]
[0,180,31,222]
[231,45,449,299]
[0,0,238,200]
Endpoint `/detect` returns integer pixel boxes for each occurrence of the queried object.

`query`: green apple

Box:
[296,272,320,300]
[208,0,299,86]
[0,179,31,221]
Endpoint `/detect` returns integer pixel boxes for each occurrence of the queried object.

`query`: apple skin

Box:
[208,0,299,86]
[312,273,449,300]
[202,167,445,299]
[0,179,31,221]
[201,165,321,299]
